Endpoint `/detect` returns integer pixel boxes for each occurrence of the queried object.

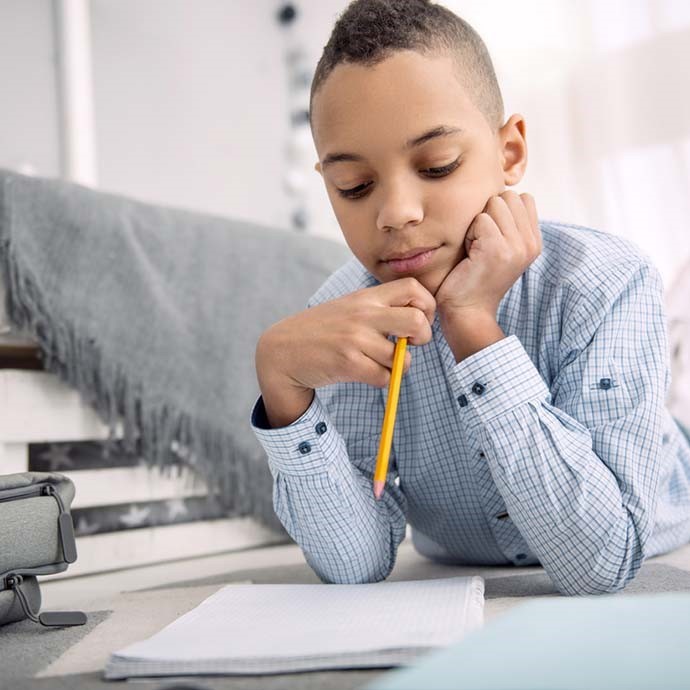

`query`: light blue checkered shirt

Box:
[250,220,690,595]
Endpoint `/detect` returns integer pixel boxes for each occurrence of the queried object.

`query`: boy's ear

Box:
[499,114,528,186]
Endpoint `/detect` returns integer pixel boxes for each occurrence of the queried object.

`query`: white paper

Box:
[106,575,484,678]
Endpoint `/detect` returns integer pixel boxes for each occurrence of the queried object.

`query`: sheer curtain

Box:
[445,0,690,289]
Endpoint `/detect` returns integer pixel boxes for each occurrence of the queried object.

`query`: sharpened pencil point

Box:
[373,480,385,500]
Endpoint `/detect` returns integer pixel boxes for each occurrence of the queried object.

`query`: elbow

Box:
[553,570,634,596]
[306,514,404,585]
[306,534,398,585]
[311,551,395,585]
[549,517,648,596]
[318,570,387,586]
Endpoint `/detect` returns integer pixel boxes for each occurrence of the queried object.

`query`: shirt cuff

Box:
[250,393,343,476]
[448,334,551,427]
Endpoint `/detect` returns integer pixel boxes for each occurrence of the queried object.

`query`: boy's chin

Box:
[416,270,447,298]
[376,266,449,298]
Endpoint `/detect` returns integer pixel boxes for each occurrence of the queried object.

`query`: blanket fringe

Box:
[0,233,285,535]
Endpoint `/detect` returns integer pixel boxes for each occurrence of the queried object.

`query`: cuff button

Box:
[298,441,312,455]
[315,422,327,435]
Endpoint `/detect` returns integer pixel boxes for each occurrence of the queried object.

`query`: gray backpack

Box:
[0,472,86,627]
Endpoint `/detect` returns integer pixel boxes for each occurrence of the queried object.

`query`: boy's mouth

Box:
[383,246,440,273]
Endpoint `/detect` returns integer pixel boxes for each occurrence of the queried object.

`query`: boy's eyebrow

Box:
[321,125,464,168]
[406,125,464,148]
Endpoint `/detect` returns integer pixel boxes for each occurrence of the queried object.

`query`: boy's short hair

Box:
[310,0,505,131]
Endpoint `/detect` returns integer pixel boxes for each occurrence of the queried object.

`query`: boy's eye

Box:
[421,157,461,177]
[337,181,373,199]
[335,157,461,200]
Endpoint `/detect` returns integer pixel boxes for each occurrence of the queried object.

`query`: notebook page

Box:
[112,576,484,663]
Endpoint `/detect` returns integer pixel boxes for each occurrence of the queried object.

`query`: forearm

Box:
[250,394,407,584]
[274,459,406,584]
[259,377,315,428]
[447,333,659,595]
[483,401,653,594]
[256,334,315,427]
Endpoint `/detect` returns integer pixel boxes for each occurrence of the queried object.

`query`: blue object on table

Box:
[365,592,690,690]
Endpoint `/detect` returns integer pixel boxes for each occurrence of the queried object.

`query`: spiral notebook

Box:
[104,575,485,679]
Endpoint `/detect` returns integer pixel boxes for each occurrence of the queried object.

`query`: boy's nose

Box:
[375,183,424,231]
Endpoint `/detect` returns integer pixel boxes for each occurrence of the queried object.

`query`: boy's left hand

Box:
[435,191,542,318]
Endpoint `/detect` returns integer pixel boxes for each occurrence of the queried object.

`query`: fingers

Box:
[482,191,541,258]
[484,195,520,239]
[360,335,412,372]
[464,211,501,254]
[519,192,542,251]
[520,192,538,228]
[377,276,437,325]
[357,341,412,388]
[350,283,433,345]
[357,354,397,389]
[499,192,531,236]
[382,306,433,345]
[404,349,412,373]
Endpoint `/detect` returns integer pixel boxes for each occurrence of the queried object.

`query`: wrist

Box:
[256,329,301,389]
[260,383,314,429]
[256,331,314,428]
[439,308,504,363]
[439,305,497,330]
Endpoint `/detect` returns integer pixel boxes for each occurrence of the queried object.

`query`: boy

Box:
[250,0,690,595]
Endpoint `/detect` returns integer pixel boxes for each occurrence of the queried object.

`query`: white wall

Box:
[90,0,292,229]
[0,1,294,230]
[0,0,61,177]
[2,1,689,285]
[452,0,690,290]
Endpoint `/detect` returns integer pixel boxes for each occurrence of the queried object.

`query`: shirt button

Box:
[599,378,612,390]
[315,422,327,435]
[516,553,527,561]
[298,441,311,455]
[457,394,468,407]
[662,433,670,444]
[471,382,485,395]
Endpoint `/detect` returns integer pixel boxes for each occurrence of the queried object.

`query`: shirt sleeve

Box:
[448,260,668,595]
[249,383,408,584]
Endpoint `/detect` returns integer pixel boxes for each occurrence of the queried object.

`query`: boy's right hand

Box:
[255,277,436,427]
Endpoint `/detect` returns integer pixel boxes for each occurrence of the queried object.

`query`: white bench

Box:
[0,333,284,577]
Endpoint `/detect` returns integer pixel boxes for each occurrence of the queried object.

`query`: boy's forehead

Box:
[311,50,482,154]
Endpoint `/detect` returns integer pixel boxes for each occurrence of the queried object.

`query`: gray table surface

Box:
[3,539,690,690]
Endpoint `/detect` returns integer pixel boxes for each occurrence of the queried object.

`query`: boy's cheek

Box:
[423,247,470,296]
[439,176,496,224]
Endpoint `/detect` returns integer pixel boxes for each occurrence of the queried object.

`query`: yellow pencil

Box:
[373,336,408,500]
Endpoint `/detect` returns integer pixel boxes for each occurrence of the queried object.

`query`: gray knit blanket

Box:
[0,169,351,531]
